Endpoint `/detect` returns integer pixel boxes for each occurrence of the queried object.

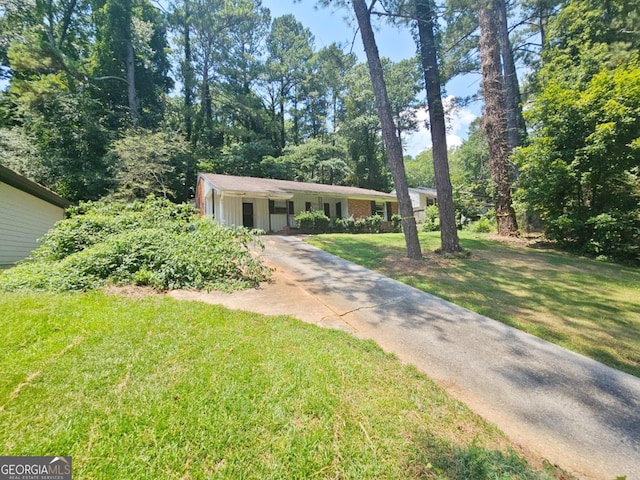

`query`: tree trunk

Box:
[352,0,421,260]
[125,39,139,126]
[183,4,193,140]
[495,0,525,153]
[414,0,461,253]
[478,1,518,235]
[279,86,286,151]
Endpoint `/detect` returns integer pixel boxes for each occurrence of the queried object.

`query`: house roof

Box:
[199,173,396,200]
[392,187,438,199]
[413,187,437,198]
[0,164,70,209]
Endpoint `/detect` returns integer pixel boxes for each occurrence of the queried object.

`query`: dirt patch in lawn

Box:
[103,284,159,300]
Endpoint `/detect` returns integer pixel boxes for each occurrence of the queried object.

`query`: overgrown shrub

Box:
[422,205,440,232]
[365,214,383,233]
[466,217,494,233]
[546,210,640,262]
[294,209,330,233]
[339,216,356,233]
[391,214,402,233]
[331,218,345,233]
[0,197,271,292]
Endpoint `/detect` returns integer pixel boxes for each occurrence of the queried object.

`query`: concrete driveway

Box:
[171,235,640,480]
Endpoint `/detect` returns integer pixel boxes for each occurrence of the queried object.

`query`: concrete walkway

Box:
[172,235,640,480]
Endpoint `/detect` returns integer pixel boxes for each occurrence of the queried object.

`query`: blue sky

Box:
[262,0,481,157]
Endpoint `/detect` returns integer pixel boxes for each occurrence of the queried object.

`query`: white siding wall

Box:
[220,196,242,227]
[270,214,288,232]
[215,192,362,230]
[0,182,65,265]
[219,196,270,230]
[255,198,270,230]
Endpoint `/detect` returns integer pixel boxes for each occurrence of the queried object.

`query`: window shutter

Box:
[269,200,275,214]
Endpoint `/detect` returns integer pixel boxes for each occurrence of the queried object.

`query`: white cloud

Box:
[403,97,477,158]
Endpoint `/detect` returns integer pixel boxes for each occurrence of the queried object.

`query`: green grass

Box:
[0,291,560,479]
[307,231,640,378]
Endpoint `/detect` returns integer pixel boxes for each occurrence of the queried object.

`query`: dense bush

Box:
[546,210,640,263]
[391,214,402,233]
[466,217,494,233]
[332,215,384,234]
[335,216,363,233]
[295,209,330,233]
[0,197,271,292]
[365,214,382,233]
[422,205,440,232]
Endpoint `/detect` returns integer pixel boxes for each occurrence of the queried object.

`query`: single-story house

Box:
[196,173,398,231]
[0,164,70,265]
[391,187,437,221]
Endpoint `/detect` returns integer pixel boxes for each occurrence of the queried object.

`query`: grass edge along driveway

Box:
[307,231,640,379]
[0,291,565,479]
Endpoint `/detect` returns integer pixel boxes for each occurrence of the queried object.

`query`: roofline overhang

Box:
[198,174,397,202]
[220,190,293,200]
[0,164,70,209]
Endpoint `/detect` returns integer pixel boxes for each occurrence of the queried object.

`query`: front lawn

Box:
[0,291,560,479]
[307,232,640,378]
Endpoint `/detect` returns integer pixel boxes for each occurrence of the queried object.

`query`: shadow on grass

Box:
[408,435,557,480]
[332,232,640,378]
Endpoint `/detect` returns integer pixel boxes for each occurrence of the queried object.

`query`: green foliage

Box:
[404,150,435,188]
[391,213,402,233]
[545,210,640,261]
[341,62,392,191]
[334,216,358,233]
[467,217,494,233]
[365,214,383,233]
[422,205,441,232]
[262,139,351,184]
[106,128,197,202]
[294,209,330,233]
[333,215,384,234]
[448,119,491,197]
[0,197,270,291]
[90,0,172,129]
[516,16,640,261]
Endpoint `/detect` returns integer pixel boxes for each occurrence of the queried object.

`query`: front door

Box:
[242,202,254,229]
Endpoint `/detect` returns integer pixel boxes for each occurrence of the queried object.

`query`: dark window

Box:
[305,202,312,211]
[336,202,342,219]
[270,199,288,214]
[371,201,385,217]
[288,201,294,214]
[324,203,330,217]
[242,203,254,229]
[386,202,392,220]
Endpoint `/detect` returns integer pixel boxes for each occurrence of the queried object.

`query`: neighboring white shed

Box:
[0,165,70,265]
[391,187,437,221]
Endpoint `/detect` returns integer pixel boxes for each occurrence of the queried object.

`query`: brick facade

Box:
[347,199,398,219]
[348,199,372,219]
[195,177,206,214]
